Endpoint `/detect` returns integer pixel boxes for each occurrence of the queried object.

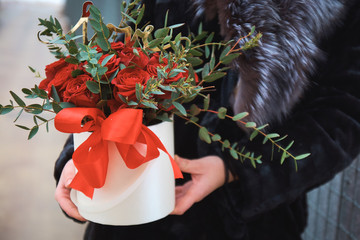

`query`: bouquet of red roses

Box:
[0,1,308,222]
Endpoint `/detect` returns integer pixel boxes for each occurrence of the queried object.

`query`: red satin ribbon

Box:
[54,107,183,198]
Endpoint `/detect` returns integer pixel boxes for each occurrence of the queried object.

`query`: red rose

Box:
[94,41,125,53]
[118,46,149,68]
[39,58,81,100]
[164,71,187,84]
[99,54,121,79]
[146,53,167,77]
[111,41,125,51]
[112,68,150,102]
[117,46,136,66]
[62,75,100,107]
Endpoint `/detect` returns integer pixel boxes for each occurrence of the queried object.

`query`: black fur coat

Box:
[54,0,360,239]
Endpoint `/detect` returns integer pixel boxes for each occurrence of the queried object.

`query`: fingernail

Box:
[65,179,73,187]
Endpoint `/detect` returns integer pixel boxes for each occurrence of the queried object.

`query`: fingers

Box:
[172,185,198,215]
[175,181,192,200]
[174,155,202,174]
[172,155,227,215]
[55,160,87,222]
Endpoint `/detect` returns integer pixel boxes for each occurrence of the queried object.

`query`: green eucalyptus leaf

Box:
[68,40,78,55]
[222,139,230,151]
[295,153,311,160]
[199,127,211,144]
[10,91,26,107]
[28,66,36,73]
[285,140,295,151]
[142,101,158,109]
[280,151,287,164]
[205,32,214,44]
[13,108,23,122]
[194,31,208,42]
[101,54,114,66]
[122,12,137,24]
[156,112,172,122]
[168,23,185,29]
[148,38,163,48]
[233,112,248,121]
[155,27,169,39]
[0,105,14,115]
[89,18,102,32]
[203,94,210,111]
[136,5,145,24]
[52,102,63,113]
[210,46,215,70]
[211,134,221,141]
[250,130,259,141]
[273,135,288,143]
[15,124,30,130]
[190,104,201,116]
[59,102,76,109]
[35,115,48,122]
[257,124,269,130]
[250,25,256,35]
[135,83,142,101]
[173,102,187,116]
[220,45,231,60]
[189,116,199,123]
[203,72,226,82]
[97,66,108,77]
[267,133,280,139]
[162,35,172,44]
[71,69,84,78]
[65,57,79,64]
[28,126,39,140]
[89,5,101,20]
[202,63,210,79]
[250,155,257,168]
[51,85,60,102]
[25,104,43,114]
[245,122,256,128]
[217,107,227,119]
[22,88,32,95]
[230,148,239,160]
[186,57,203,67]
[96,36,110,52]
[127,101,138,106]
[220,53,241,64]
[189,49,203,57]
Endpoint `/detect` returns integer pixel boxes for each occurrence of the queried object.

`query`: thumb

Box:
[174,155,201,174]
[65,178,73,189]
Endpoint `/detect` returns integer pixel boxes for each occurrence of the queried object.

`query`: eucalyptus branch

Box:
[187,104,310,170]
[175,112,262,168]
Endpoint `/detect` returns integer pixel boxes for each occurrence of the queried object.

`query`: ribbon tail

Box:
[69,173,95,199]
[72,130,109,199]
[141,126,183,179]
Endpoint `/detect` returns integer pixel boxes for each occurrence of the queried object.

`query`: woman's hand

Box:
[171,155,232,215]
[54,160,87,222]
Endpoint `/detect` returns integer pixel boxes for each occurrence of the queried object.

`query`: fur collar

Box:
[193,0,349,125]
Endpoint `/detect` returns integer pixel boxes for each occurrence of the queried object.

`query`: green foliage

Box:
[2,0,311,170]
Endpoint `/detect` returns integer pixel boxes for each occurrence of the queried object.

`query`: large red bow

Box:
[54,108,183,198]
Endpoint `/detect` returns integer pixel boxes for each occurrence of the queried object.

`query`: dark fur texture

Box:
[194,0,348,125]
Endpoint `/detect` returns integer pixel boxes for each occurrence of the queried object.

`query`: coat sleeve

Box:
[198,4,360,220]
[54,134,74,185]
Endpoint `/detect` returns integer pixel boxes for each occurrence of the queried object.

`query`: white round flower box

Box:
[70,120,175,225]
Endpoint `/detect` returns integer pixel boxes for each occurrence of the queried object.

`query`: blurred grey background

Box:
[0,0,359,240]
[0,0,85,239]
